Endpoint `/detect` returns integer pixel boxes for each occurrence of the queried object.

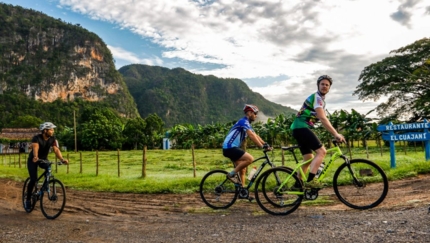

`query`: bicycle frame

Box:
[35,164,53,196]
[237,150,277,190]
[279,145,346,195]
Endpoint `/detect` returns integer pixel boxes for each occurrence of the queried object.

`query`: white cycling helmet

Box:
[243,104,259,114]
[39,122,56,131]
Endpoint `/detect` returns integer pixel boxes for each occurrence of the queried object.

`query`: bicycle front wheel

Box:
[40,178,66,219]
[254,167,303,216]
[199,170,238,209]
[22,178,37,213]
[333,159,388,210]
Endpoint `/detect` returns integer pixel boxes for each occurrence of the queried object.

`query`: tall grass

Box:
[1,144,429,194]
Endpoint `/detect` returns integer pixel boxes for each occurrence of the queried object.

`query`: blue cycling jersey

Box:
[222,116,253,149]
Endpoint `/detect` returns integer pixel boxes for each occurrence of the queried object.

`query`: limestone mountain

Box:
[119,64,296,127]
[0,3,138,127]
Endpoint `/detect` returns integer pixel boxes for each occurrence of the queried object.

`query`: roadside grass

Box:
[1,144,429,195]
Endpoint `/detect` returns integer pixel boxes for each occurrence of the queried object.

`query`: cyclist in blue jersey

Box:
[290,75,345,188]
[223,104,271,190]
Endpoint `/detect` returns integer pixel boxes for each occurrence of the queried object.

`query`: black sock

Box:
[307,173,315,182]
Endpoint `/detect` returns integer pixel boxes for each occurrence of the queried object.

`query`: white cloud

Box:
[57,0,430,114]
[107,45,163,66]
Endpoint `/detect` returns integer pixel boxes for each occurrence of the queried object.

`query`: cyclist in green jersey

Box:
[290,75,345,188]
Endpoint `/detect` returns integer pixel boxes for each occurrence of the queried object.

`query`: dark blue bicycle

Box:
[22,160,66,219]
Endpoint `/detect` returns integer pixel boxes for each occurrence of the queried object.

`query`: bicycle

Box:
[199,147,275,209]
[254,140,389,216]
[22,160,67,219]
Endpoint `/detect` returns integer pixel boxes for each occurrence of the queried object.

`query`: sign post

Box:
[378,119,430,168]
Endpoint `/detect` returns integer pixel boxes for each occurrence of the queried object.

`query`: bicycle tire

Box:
[40,178,66,219]
[22,177,37,213]
[199,170,238,209]
[254,167,303,216]
[333,159,388,210]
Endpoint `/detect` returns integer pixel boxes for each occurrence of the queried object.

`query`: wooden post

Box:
[142,146,147,178]
[80,152,82,174]
[74,110,77,153]
[67,153,69,174]
[18,153,21,168]
[13,154,16,168]
[96,150,99,176]
[192,144,196,178]
[281,149,285,166]
[117,149,120,178]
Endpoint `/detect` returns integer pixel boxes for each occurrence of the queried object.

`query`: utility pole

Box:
[74,110,77,152]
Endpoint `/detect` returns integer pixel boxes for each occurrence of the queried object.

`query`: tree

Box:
[80,108,124,150]
[123,117,146,150]
[9,115,42,128]
[143,113,164,148]
[354,38,430,120]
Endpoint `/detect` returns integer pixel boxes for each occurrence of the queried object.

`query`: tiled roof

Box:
[0,128,39,140]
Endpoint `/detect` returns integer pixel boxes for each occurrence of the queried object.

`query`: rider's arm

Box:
[315,107,345,142]
[52,146,68,164]
[32,143,39,162]
[246,130,265,148]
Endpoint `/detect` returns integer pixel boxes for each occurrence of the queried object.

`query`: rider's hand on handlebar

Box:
[335,134,346,143]
[60,159,69,165]
[262,143,273,151]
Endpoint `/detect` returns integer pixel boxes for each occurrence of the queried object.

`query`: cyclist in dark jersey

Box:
[290,75,345,188]
[222,104,271,190]
[24,122,69,210]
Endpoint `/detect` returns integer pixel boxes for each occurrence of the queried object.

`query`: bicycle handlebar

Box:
[37,159,66,165]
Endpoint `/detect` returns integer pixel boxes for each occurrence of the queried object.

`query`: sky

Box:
[2,0,430,117]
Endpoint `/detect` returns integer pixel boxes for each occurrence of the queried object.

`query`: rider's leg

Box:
[299,153,314,180]
[307,146,326,182]
[233,152,253,186]
[26,159,38,200]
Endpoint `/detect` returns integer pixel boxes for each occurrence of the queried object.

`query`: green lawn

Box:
[1,144,429,194]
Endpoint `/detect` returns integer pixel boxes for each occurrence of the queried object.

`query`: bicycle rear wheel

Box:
[199,170,238,209]
[40,178,66,219]
[22,177,37,213]
[255,167,303,216]
[333,159,388,209]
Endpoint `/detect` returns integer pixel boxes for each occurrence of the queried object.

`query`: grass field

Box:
[1,144,430,194]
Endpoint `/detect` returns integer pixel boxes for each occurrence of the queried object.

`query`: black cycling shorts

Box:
[292,128,323,155]
[223,147,245,162]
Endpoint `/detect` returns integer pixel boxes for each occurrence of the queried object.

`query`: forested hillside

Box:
[119,64,296,127]
[0,3,138,130]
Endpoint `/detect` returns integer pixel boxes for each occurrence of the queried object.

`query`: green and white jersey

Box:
[290,91,325,130]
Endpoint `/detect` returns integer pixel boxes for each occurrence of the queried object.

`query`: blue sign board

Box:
[378,119,430,168]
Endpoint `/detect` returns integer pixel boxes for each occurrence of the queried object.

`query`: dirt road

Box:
[1,175,430,242]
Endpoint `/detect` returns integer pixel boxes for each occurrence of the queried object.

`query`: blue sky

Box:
[2,0,430,117]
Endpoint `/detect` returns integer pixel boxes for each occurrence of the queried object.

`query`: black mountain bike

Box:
[22,160,66,219]
[200,148,275,209]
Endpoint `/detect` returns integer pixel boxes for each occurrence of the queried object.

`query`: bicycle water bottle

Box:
[248,166,257,181]
[315,163,325,178]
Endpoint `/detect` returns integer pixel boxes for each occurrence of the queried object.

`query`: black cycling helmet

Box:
[243,104,259,114]
[317,75,333,86]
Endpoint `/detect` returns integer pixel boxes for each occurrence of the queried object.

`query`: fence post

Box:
[142,146,147,178]
[80,152,82,174]
[192,144,196,178]
[117,149,120,178]
[281,149,285,166]
[18,153,21,168]
[67,153,69,174]
[96,150,99,176]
